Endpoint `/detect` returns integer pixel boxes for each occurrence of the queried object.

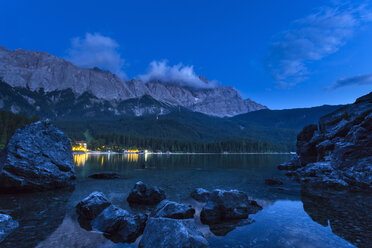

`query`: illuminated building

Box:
[72,141,89,152]
[123,149,139,153]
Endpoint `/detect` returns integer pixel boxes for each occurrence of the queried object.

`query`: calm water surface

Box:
[0,154,370,248]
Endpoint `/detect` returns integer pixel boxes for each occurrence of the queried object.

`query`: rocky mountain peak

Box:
[0,47,267,117]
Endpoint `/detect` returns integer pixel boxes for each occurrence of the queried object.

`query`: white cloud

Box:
[266,3,372,87]
[66,33,127,79]
[138,60,216,88]
[326,73,372,90]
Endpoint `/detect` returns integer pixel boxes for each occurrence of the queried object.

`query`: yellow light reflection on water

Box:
[74,153,89,166]
[125,153,139,162]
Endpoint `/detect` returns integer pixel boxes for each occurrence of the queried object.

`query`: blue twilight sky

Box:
[1,0,372,109]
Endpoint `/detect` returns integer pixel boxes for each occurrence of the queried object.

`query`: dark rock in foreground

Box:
[0,120,75,192]
[200,189,262,224]
[88,172,120,179]
[265,178,283,186]
[280,92,372,191]
[127,181,166,205]
[139,217,209,248]
[76,191,111,220]
[91,205,147,243]
[191,188,210,202]
[151,200,195,219]
[0,214,19,243]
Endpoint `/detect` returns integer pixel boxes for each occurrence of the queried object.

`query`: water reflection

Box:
[1,154,369,247]
[73,153,146,166]
[301,189,372,248]
[0,189,73,248]
[125,153,139,163]
[74,153,89,166]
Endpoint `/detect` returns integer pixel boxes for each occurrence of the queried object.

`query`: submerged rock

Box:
[277,156,301,171]
[76,192,111,220]
[0,214,19,243]
[139,217,209,248]
[88,172,120,179]
[127,181,166,205]
[91,205,147,243]
[0,120,75,192]
[280,92,372,191]
[190,188,210,202]
[151,200,195,219]
[208,218,255,236]
[264,178,283,186]
[200,189,262,224]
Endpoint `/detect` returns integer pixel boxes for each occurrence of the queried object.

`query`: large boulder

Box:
[200,189,262,224]
[0,120,75,192]
[91,205,147,243]
[151,200,195,219]
[139,217,209,248]
[127,181,166,205]
[76,191,111,220]
[0,214,19,243]
[280,92,372,191]
[190,188,210,202]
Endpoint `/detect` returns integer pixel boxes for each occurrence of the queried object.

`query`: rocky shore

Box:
[74,183,262,247]
[279,92,372,191]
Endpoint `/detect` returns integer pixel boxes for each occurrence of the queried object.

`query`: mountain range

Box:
[0,47,266,118]
[0,47,347,150]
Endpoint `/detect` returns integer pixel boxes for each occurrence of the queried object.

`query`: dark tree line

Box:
[0,111,38,149]
[0,110,293,152]
[85,133,291,153]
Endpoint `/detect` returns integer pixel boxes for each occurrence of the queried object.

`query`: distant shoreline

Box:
[74,151,296,155]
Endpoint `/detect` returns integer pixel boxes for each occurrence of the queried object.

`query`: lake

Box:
[0,154,370,248]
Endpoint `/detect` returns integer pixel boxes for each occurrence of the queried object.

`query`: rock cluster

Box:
[75,183,262,246]
[0,214,19,243]
[200,189,262,224]
[151,200,195,219]
[76,191,146,243]
[279,92,372,191]
[0,120,75,192]
[127,181,166,205]
[139,218,208,248]
[76,192,111,220]
[190,188,211,202]
[91,205,147,243]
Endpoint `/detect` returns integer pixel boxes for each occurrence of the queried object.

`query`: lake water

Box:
[0,154,370,248]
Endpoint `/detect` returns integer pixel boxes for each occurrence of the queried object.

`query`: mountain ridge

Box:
[0,46,266,117]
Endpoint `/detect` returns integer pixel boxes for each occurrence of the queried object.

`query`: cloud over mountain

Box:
[266,3,372,88]
[66,33,127,79]
[138,60,216,88]
[327,73,372,90]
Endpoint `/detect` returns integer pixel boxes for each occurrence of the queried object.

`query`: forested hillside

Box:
[0,111,38,149]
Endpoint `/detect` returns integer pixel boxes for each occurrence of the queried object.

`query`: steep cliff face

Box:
[279,92,372,191]
[0,47,266,117]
